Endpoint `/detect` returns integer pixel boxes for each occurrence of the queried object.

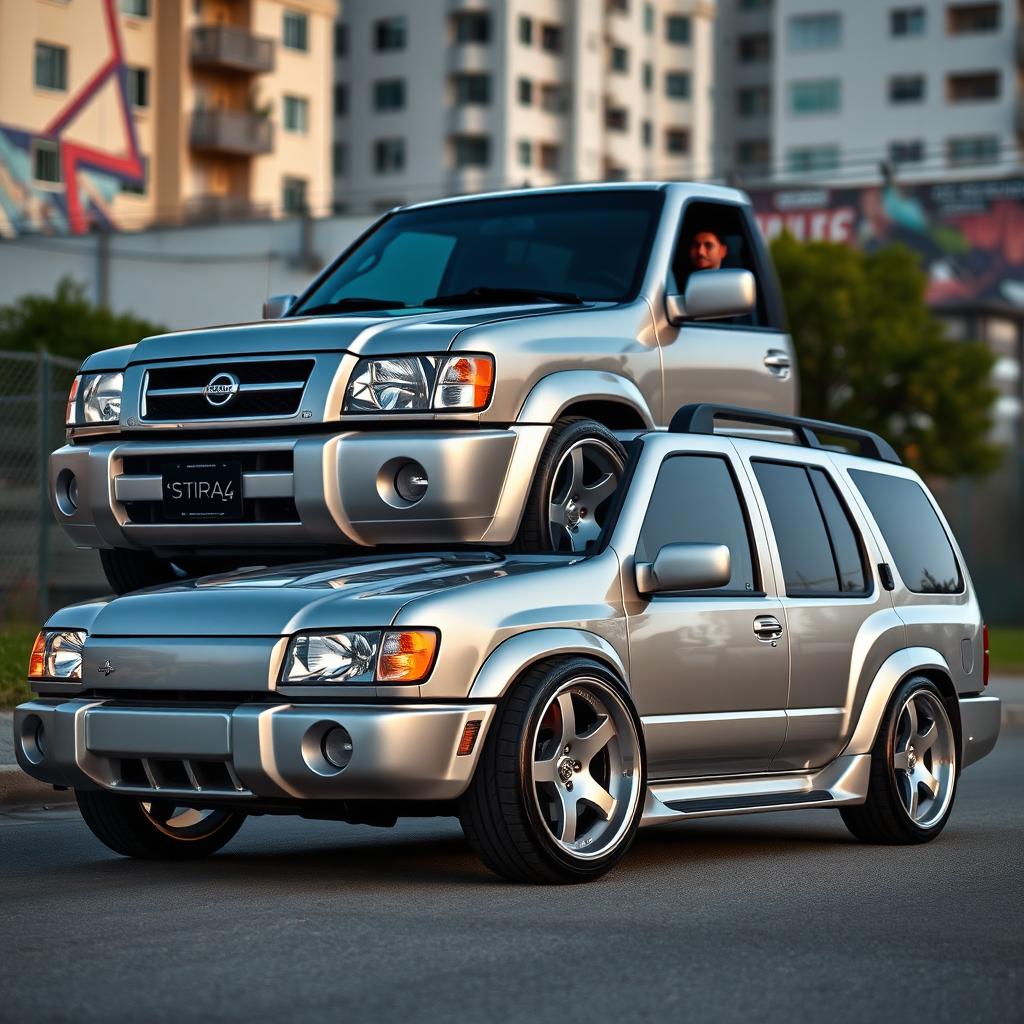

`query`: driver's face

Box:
[689,232,728,271]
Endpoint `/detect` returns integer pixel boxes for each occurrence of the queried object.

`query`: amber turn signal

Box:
[377,629,439,683]
[28,632,46,679]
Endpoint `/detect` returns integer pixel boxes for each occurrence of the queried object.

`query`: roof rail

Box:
[668,403,902,465]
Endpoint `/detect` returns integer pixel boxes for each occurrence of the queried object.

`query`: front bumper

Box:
[50,426,548,551]
[14,698,496,802]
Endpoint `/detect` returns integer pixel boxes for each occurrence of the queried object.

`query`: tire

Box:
[516,417,627,554]
[459,657,646,884]
[100,548,182,594]
[840,676,959,845]
[76,789,245,860]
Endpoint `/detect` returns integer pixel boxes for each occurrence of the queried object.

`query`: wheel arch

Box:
[516,371,655,430]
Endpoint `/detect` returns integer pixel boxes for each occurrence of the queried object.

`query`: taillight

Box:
[982,623,990,686]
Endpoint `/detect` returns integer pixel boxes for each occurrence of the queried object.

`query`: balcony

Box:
[190,110,273,156]
[190,24,275,75]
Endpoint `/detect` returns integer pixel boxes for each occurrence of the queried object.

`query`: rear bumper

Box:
[958,693,1000,768]
[49,426,548,551]
[14,698,496,802]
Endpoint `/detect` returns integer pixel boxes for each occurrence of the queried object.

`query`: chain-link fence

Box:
[0,351,101,624]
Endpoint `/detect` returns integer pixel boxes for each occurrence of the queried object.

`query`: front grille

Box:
[122,497,298,525]
[142,358,314,421]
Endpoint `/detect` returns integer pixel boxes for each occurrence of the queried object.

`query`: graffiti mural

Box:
[0,0,144,236]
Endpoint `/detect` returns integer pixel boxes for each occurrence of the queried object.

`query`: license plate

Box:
[162,461,243,521]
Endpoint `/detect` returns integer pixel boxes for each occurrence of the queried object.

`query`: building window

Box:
[605,106,628,131]
[666,72,691,99]
[788,12,841,50]
[737,139,770,170]
[642,120,653,147]
[889,139,925,165]
[738,33,772,62]
[334,83,347,116]
[642,61,653,91]
[541,24,563,53]
[282,176,308,214]
[283,10,309,51]
[334,22,348,56]
[738,85,771,117]
[947,3,1000,34]
[889,74,925,103]
[666,15,691,44]
[374,137,405,173]
[283,95,309,133]
[789,78,841,114]
[453,12,490,43]
[786,144,840,174]
[644,3,655,33]
[665,128,690,155]
[539,143,560,172]
[946,135,1000,166]
[126,67,149,109]
[518,77,533,105]
[519,15,532,44]
[34,43,67,91]
[739,0,773,9]
[373,78,406,112]
[374,17,406,51]
[453,135,490,168]
[122,155,148,195]
[454,73,490,106]
[120,0,150,16]
[947,71,1000,102]
[891,6,925,36]
[611,46,629,73]
[332,142,346,177]
[518,139,532,167]
[540,83,567,113]
[32,139,61,183]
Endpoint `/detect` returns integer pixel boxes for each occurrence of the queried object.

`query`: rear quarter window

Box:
[850,470,963,594]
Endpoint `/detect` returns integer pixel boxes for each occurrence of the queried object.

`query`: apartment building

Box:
[332,0,717,211]
[0,0,336,235]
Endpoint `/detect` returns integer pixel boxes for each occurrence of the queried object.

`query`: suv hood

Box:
[51,553,568,637]
[82,304,587,370]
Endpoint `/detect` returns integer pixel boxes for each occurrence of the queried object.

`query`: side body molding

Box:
[469,628,628,701]
[516,370,656,428]
[844,647,952,756]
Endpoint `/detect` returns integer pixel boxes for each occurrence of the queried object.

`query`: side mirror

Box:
[263,294,296,319]
[635,542,732,595]
[666,269,756,325]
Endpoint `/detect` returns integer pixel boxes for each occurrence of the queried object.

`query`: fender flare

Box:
[516,370,655,428]
[844,646,953,756]
[468,628,628,701]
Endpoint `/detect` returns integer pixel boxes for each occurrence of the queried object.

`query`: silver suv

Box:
[17,405,999,883]
[51,183,796,592]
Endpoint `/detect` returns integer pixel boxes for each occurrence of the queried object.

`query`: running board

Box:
[640,754,870,827]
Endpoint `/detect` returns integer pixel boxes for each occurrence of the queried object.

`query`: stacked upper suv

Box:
[51,183,796,592]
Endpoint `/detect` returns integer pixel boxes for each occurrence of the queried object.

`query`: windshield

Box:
[291,189,664,314]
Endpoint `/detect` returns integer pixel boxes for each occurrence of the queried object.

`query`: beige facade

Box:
[0,0,336,235]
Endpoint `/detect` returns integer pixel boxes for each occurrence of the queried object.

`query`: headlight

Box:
[28,630,86,680]
[343,355,493,413]
[67,372,124,425]
[281,629,438,685]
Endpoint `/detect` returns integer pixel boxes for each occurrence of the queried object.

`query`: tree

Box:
[0,277,166,364]
[770,233,1000,478]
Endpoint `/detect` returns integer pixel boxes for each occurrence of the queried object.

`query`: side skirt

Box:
[640,753,871,827]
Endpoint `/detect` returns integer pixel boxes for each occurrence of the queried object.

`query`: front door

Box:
[623,447,789,779]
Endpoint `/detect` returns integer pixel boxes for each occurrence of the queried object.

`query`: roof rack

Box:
[668,404,902,465]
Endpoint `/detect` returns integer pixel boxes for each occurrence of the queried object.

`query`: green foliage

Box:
[0,627,36,709]
[771,234,1001,478]
[0,277,165,364]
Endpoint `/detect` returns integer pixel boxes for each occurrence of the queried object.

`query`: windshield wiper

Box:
[293,297,407,316]
[425,285,583,307]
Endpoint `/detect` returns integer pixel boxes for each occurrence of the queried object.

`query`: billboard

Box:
[749,177,1024,309]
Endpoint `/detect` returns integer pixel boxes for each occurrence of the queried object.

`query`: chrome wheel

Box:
[892,690,956,829]
[140,801,235,841]
[529,678,642,859]
[546,439,624,553]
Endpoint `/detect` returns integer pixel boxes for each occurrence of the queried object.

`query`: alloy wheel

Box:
[546,439,624,552]
[892,689,956,829]
[141,801,235,841]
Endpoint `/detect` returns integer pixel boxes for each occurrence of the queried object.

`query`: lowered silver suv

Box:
[52,183,796,592]
[17,406,999,883]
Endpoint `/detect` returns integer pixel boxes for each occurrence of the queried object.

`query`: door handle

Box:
[753,615,784,643]
[763,349,791,378]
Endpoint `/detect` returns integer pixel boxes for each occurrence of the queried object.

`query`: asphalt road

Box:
[1,736,1021,1024]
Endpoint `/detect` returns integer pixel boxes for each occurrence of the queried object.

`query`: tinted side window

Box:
[636,455,757,593]
[808,468,868,592]
[850,470,963,594]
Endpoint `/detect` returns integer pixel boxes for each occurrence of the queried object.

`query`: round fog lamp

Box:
[394,461,428,504]
[322,726,354,770]
[68,475,79,510]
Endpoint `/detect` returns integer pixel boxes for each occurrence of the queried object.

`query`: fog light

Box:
[20,714,46,766]
[322,726,354,770]
[54,469,78,517]
[68,475,79,510]
[394,461,428,504]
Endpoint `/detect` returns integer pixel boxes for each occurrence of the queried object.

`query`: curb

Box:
[0,765,75,807]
